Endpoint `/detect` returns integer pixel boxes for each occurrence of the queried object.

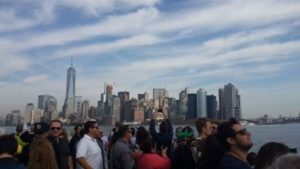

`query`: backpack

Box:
[174,140,196,169]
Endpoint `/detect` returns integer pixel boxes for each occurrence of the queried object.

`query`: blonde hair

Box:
[27,138,58,169]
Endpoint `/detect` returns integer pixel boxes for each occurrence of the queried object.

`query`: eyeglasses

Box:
[232,128,248,136]
[91,126,98,129]
[50,127,61,131]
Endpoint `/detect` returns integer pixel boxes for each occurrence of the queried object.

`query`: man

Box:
[69,124,83,168]
[0,135,26,169]
[217,118,253,169]
[110,125,135,169]
[149,109,173,158]
[48,119,73,169]
[191,118,212,165]
[76,121,103,169]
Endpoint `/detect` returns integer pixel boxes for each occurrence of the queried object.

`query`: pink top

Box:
[136,153,171,169]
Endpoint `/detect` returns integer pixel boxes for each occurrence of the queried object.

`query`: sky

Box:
[0,0,300,119]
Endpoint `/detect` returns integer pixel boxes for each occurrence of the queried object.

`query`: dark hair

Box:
[74,124,82,131]
[216,118,240,151]
[159,120,168,133]
[84,121,97,134]
[255,142,289,169]
[140,134,153,154]
[195,118,208,134]
[136,126,147,146]
[118,125,130,137]
[201,134,226,169]
[247,152,257,167]
[16,124,23,133]
[0,135,18,155]
[130,127,136,136]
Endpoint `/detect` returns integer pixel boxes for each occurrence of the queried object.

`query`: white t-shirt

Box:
[76,134,103,169]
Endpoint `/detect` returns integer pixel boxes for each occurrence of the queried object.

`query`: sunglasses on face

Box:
[51,127,61,131]
[232,128,247,136]
[91,126,98,129]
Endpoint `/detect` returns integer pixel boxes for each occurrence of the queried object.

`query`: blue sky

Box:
[0,0,300,118]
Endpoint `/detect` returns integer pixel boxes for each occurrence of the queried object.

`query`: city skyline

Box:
[0,0,300,118]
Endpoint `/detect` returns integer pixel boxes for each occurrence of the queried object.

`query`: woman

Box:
[27,137,58,169]
[136,134,171,169]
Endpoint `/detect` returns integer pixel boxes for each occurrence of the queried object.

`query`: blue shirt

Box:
[218,153,252,169]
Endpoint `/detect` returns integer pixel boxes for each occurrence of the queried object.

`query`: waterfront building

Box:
[219,83,242,120]
[187,94,197,119]
[179,88,188,118]
[197,88,207,118]
[207,95,218,119]
[62,59,76,119]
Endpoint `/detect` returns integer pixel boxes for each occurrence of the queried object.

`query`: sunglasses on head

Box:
[51,127,61,131]
[232,128,247,136]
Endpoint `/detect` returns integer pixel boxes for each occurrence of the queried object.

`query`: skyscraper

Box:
[207,95,218,119]
[197,88,207,118]
[153,88,168,113]
[82,100,89,119]
[118,91,130,122]
[25,103,34,124]
[187,93,197,119]
[38,95,57,121]
[179,88,188,118]
[219,83,241,120]
[62,59,76,119]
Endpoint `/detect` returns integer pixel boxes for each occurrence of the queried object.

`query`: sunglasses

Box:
[232,128,247,136]
[51,127,61,131]
[91,126,98,129]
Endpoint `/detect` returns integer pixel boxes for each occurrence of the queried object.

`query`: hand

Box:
[152,112,157,119]
[161,146,168,157]
[163,112,168,119]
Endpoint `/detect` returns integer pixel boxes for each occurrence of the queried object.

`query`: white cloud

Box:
[23,75,48,84]
[0,9,37,32]
[50,34,162,59]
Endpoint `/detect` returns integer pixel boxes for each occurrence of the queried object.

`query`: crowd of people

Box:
[0,110,300,169]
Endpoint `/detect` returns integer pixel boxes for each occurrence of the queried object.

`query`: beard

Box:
[236,141,253,152]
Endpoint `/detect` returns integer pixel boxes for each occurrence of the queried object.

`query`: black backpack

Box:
[174,141,196,169]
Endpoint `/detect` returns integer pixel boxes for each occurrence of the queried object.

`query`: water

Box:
[2,123,300,153]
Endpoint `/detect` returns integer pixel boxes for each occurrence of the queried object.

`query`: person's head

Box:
[247,152,257,167]
[118,125,132,142]
[267,154,300,169]
[59,128,68,140]
[16,124,23,134]
[34,122,50,138]
[159,120,168,133]
[74,124,82,135]
[130,127,136,136]
[84,121,99,138]
[49,120,62,138]
[0,135,18,156]
[97,127,104,138]
[115,121,121,131]
[210,121,219,134]
[195,118,212,137]
[136,126,147,146]
[255,142,290,169]
[140,134,154,154]
[217,118,252,153]
[176,126,194,143]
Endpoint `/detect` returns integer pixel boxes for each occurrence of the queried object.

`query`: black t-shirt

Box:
[218,153,252,169]
[48,136,71,169]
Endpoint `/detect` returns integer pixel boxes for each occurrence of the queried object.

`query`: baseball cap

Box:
[33,122,50,135]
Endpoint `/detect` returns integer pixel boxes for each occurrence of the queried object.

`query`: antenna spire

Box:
[71,56,73,67]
